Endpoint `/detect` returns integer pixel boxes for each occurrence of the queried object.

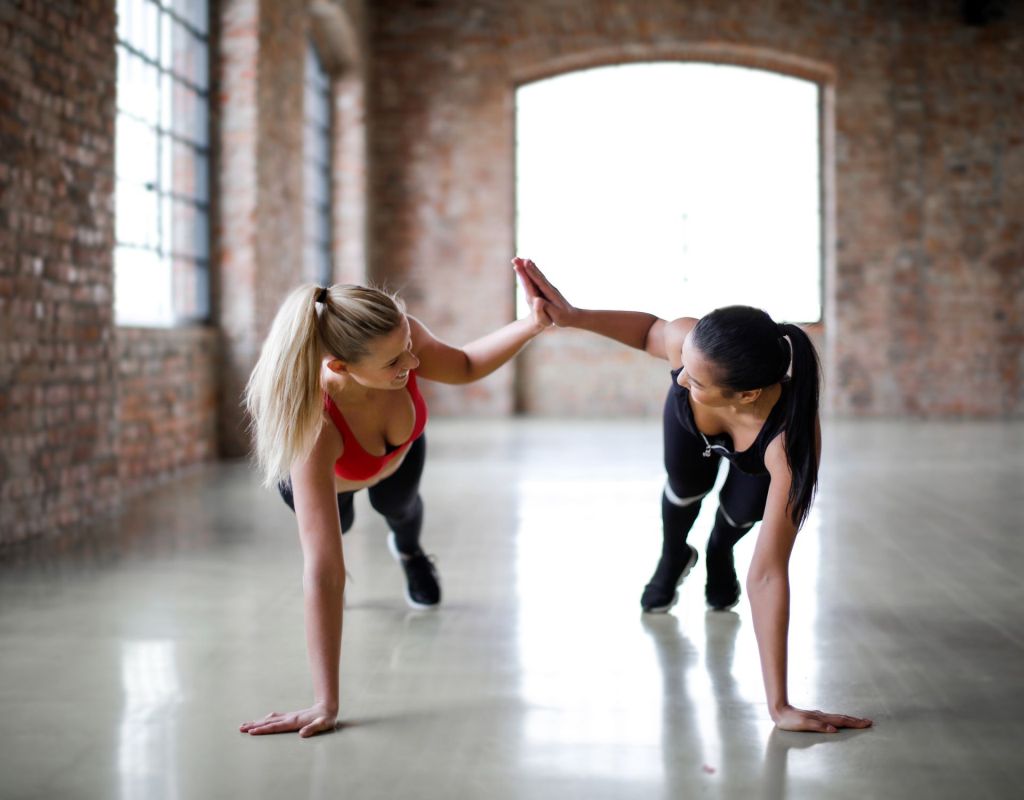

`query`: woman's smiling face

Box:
[678,333,730,407]
[334,316,420,390]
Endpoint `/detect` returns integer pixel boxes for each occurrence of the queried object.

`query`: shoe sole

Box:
[387,533,440,611]
[642,546,699,614]
[707,594,741,612]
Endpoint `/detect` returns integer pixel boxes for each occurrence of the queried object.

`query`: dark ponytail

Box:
[776,322,820,529]
[691,307,821,528]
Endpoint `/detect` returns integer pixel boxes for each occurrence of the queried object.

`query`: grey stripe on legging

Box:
[664,482,709,508]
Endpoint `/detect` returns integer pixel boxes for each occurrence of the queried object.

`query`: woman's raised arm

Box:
[513,257,697,362]
[408,265,555,384]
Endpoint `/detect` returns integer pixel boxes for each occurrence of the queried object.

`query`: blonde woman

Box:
[240,275,551,737]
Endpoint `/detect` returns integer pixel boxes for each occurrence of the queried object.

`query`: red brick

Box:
[367,0,1023,420]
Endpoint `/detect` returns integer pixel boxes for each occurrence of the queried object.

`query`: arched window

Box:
[115,0,210,326]
[516,63,821,323]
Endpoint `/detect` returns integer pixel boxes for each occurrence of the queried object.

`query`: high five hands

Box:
[513,257,576,328]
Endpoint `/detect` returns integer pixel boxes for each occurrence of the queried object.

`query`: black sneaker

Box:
[705,545,741,611]
[388,534,441,609]
[640,545,698,613]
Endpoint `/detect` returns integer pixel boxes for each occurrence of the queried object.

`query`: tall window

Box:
[115,0,210,326]
[304,41,333,286]
[516,63,822,323]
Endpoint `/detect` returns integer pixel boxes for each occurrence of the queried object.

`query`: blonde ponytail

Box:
[244,283,405,487]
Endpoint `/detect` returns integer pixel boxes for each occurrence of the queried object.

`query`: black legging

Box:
[278,433,426,555]
[661,393,770,562]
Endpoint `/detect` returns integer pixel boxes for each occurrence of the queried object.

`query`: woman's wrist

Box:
[522,315,549,338]
[315,697,339,716]
[769,700,791,721]
[556,306,582,328]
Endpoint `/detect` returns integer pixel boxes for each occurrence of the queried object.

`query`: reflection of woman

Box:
[240,278,551,737]
[515,258,872,733]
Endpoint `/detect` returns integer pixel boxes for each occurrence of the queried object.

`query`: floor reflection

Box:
[514,477,667,782]
[2,419,1020,798]
[640,612,706,785]
[760,727,871,800]
[512,467,834,794]
[118,640,182,800]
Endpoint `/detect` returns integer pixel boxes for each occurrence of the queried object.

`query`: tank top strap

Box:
[324,392,355,440]
[754,382,789,455]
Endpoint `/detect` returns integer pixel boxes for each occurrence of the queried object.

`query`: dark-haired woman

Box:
[514,258,872,734]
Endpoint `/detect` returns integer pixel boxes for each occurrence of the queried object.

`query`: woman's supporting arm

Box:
[240,426,344,737]
[749,434,873,733]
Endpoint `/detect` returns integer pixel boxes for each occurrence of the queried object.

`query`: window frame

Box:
[513,62,825,326]
[114,0,211,327]
[304,39,334,287]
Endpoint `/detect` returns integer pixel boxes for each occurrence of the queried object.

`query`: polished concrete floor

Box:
[1,419,1023,800]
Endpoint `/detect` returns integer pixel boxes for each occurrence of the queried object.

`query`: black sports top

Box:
[668,366,789,476]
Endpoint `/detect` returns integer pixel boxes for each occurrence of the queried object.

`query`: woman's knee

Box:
[368,490,422,525]
[338,495,356,531]
[718,478,770,528]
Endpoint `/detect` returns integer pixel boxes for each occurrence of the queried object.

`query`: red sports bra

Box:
[324,370,429,481]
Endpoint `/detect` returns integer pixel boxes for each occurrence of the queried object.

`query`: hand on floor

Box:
[239,702,338,738]
[773,704,873,733]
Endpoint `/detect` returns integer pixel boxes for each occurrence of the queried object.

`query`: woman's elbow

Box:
[303,561,346,594]
[745,565,787,596]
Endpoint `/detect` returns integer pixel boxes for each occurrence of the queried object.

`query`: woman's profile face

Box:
[678,334,728,407]
[328,315,420,390]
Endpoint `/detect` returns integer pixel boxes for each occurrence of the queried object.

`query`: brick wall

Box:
[117,327,220,494]
[0,0,120,546]
[215,0,369,456]
[1,0,1019,548]
[831,9,1024,416]
[0,1,225,549]
[214,0,261,457]
[367,0,1024,418]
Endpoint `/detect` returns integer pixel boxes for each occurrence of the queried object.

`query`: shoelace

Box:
[403,552,439,578]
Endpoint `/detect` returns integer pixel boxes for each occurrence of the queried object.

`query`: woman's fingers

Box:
[239,713,279,732]
[240,710,298,735]
[521,259,567,305]
[241,706,339,737]
[246,720,298,735]
[812,711,872,729]
[521,259,551,293]
[513,261,542,302]
[513,258,556,301]
[824,712,873,729]
[776,706,872,734]
[778,713,834,733]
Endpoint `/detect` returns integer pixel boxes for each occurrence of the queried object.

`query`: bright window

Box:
[516,63,821,323]
[115,0,210,326]
[304,41,333,286]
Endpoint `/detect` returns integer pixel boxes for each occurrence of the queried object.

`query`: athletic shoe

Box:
[387,533,441,609]
[640,545,699,613]
[704,545,741,611]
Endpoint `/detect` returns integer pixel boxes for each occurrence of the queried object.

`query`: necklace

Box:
[699,430,731,459]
